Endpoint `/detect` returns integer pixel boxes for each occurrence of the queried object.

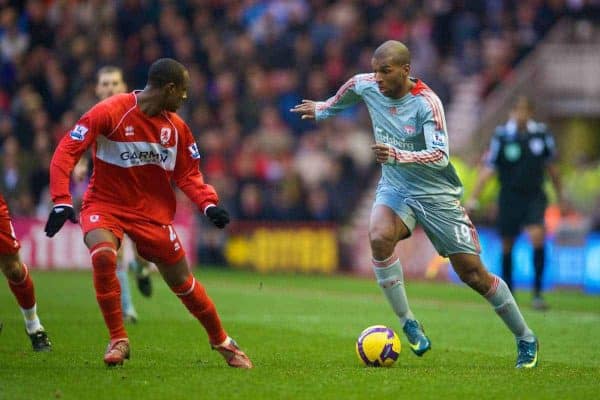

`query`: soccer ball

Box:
[355,325,401,367]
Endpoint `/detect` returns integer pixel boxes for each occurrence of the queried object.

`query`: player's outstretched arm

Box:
[291,76,363,121]
[546,162,567,213]
[290,100,317,120]
[465,165,495,213]
[46,110,105,237]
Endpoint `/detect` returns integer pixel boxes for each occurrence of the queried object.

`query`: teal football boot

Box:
[516,337,539,368]
[402,319,431,357]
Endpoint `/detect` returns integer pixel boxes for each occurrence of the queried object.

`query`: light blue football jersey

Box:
[315,74,463,200]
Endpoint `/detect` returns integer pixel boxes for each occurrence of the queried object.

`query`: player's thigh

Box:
[154,255,190,287]
[126,221,185,266]
[371,185,415,242]
[369,205,413,243]
[497,191,526,237]
[417,199,481,257]
[80,208,123,249]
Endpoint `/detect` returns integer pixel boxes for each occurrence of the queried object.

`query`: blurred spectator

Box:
[0,0,585,231]
[236,183,268,220]
[306,185,335,221]
[0,7,29,63]
[0,136,32,214]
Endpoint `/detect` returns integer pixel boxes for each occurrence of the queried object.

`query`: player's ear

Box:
[164,82,176,94]
[402,64,410,75]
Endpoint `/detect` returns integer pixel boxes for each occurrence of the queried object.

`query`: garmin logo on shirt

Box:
[70,124,89,141]
[120,150,169,164]
[95,136,177,171]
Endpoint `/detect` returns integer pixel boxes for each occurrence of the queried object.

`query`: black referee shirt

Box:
[486,119,556,194]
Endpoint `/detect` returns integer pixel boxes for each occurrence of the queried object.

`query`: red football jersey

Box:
[50,92,218,224]
[0,192,9,218]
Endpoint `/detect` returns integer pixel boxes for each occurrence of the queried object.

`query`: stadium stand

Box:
[2,0,593,223]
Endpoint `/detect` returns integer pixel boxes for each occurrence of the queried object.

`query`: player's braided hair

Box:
[148,58,186,88]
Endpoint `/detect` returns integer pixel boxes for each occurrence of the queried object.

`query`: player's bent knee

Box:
[369,230,396,254]
[90,242,118,271]
[1,260,24,282]
[92,251,117,270]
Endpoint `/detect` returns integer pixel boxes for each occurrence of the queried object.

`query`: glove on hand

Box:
[44,205,78,237]
[205,206,230,229]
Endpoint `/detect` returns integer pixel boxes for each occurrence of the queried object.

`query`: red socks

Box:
[91,242,224,344]
[171,275,227,345]
[8,264,36,309]
[90,242,127,341]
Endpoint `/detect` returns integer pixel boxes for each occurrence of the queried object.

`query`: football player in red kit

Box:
[45,58,252,368]
[1,194,52,351]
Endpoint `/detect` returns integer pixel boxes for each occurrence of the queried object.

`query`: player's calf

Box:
[130,259,152,297]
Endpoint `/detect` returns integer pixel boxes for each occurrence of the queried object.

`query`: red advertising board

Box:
[12,216,196,270]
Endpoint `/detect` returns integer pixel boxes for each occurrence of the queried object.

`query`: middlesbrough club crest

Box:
[160,127,172,145]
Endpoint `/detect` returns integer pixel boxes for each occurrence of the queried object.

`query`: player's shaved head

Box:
[147,58,187,88]
[513,96,533,111]
[512,95,534,126]
[373,41,411,66]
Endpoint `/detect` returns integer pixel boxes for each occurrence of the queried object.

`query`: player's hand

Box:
[558,197,569,216]
[205,206,230,229]
[44,205,78,237]
[290,100,317,120]
[371,143,396,165]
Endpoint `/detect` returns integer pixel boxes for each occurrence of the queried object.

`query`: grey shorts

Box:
[374,185,481,257]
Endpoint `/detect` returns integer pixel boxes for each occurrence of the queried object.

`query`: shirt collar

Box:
[505,119,536,137]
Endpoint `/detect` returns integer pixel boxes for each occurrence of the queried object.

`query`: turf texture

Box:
[1,268,598,399]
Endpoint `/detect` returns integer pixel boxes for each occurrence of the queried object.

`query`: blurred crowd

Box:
[0,0,592,224]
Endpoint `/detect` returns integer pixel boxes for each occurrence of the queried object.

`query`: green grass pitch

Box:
[1,268,599,399]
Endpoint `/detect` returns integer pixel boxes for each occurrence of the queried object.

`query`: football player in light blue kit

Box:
[291,40,539,368]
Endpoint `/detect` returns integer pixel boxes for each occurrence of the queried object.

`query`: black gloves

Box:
[205,206,230,229]
[44,205,78,237]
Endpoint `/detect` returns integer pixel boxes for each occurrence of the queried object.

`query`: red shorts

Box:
[0,211,20,256]
[80,206,185,265]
